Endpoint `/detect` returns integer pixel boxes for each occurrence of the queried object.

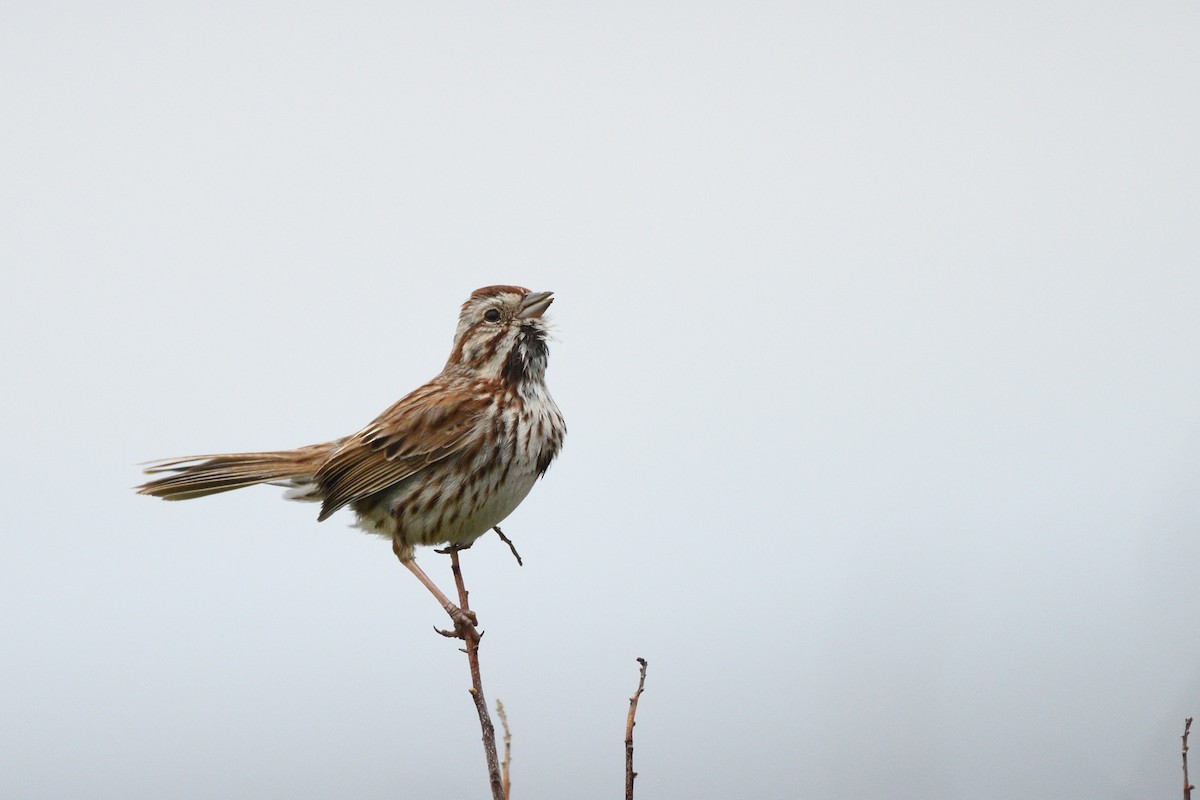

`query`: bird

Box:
[138,285,566,633]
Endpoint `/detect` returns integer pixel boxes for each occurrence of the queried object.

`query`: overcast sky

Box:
[3,2,1199,798]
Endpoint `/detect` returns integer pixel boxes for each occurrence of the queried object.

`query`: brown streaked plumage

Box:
[138,286,565,630]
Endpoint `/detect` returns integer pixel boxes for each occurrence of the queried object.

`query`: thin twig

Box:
[446,549,505,800]
[1185,717,1194,800]
[493,526,523,566]
[496,699,512,800]
[625,657,649,800]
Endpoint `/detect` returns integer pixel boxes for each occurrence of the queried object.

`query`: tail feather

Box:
[137,443,334,501]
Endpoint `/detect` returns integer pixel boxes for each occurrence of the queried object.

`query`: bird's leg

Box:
[432,543,481,637]
[394,540,479,641]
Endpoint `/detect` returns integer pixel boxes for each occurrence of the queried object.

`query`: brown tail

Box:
[137,443,334,501]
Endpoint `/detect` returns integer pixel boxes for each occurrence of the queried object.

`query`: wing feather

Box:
[315,380,492,520]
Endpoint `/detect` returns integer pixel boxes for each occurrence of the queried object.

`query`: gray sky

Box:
[3,2,1199,798]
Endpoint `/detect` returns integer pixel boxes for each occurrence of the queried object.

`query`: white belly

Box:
[351,390,563,557]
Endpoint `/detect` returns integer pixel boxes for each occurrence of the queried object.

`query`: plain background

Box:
[3,2,1199,798]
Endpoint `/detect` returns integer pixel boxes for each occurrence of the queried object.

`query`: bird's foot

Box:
[435,602,481,643]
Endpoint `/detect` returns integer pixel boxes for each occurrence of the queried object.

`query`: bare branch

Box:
[493,526,524,566]
[437,548,505,800]
[625,657,649,800]
[496,699,512,800]
[1185,717,1194,800]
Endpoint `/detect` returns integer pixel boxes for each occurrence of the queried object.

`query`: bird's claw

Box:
[435,603,480,642]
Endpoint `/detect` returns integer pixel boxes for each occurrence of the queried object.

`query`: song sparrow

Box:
[138,285,566,632]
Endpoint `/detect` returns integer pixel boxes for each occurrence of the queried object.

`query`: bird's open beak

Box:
[518,291,554,319]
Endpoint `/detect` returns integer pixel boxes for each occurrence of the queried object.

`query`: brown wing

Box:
[315,379,492,521]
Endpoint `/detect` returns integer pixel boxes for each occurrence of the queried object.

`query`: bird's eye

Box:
[484,308,502,323]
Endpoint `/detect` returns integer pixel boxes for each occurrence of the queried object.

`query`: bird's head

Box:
[445,285,555,385]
